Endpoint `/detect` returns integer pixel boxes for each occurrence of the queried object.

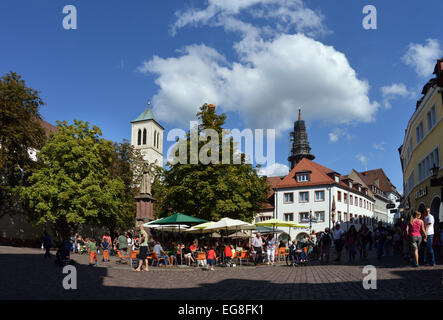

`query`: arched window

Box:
[157,132,160,149]
[154,130,157,147]
[137,129,141,145]
[142,129,147,145]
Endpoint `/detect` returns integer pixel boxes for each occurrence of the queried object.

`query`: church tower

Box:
[131,101,164,167]
[288,107,315,169]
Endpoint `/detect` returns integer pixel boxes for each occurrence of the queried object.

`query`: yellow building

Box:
[399,58,443,223]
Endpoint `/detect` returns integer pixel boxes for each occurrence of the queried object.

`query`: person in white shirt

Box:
[331,224,345,262]
[251,232,265,266]
[423,208,436,266]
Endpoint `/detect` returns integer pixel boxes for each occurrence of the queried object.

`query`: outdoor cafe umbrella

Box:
[203,217,256,262]
[255,219,307,242]
[149,213,208,266]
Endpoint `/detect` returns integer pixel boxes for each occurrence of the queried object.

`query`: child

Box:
[207,246,217,271]
[87,238,98,266]
[101,238,110,262]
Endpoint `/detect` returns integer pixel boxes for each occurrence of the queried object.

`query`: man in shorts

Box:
[135,225,150,272]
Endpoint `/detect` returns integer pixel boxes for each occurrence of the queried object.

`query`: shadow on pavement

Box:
[0,251,441,300]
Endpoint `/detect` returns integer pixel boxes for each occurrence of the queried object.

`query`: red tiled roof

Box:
[359,168,398,194]
[275,158,374,199]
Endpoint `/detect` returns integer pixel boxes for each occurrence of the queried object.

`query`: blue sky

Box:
[1,0,442,193]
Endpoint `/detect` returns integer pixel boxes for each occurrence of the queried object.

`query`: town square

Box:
[0,0,442,307]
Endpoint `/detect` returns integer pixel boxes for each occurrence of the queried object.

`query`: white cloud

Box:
[356,154,368,167]
[328,128,352,143]
[372,141,385,151]
[171,0,327,38]
[402,39,442,77]
[380,83,416,109]
[139,34,379,135]
[258,162,289,177]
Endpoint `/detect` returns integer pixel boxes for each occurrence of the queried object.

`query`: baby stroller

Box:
[55,241,75,267]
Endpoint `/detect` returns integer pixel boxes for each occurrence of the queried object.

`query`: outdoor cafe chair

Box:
[196,252,207,267]
[152,252,168,267]
[278,247,289,262]
[116,250,130,264]
[237,251,250,266]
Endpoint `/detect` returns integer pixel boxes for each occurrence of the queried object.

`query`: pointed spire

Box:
[288,105,315,169]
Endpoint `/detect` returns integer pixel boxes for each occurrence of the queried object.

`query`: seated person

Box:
[183,244,195,266]
[153,241,169,265]
[296,240,308,262]
[190,241,198,254]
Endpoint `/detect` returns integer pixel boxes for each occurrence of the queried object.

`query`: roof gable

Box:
[277,158,335,188]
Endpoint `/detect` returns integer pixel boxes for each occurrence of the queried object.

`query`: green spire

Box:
[132,100,156,123]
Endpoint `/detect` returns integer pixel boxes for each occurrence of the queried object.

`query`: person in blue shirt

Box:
[41,231,53,259]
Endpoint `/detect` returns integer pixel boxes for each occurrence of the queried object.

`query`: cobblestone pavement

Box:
[0,245,441,300]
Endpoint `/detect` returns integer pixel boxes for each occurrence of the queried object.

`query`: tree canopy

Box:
[19,120,131,239]
[0,72,46,219]
[153,104,269,222]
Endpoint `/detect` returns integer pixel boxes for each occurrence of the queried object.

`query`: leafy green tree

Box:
[154,104,269,222]
[0,72,46,219]
[20,120,128,239]
[108,139,144,236]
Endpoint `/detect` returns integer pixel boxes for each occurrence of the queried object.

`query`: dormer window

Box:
[296,170,311,182]
[297,174,310,182]
[334,176,339,183]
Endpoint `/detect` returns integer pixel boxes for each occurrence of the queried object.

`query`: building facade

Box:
[347,169,401,224]
[258,158,376,241]
[398,58,443,222]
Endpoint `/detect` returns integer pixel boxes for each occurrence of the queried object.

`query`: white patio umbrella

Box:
[203,217,257,262]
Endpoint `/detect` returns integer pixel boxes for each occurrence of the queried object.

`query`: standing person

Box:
[87,238,98,266]
[402,218,411,262]
[207,246,217,271]
[266,234,276,265]
[374,221,387,260]
[345,225,358,263]
[358,224,371,260]
[70,233,76,253]
[406,211,427,267]
[385,227,394,257]
[331,224,345,262]
[251,232,264,266]
[135,226,150,272]
[423,208,436,266]
[319,228,332,264]
[309,230,318,259]
[41,231,53,259]
[101,238,110,262]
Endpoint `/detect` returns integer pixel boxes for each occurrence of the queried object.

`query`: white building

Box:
[131,102,164,167]
[258,158,376,242]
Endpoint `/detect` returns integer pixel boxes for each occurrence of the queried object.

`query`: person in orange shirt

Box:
[87,238,98,266]
[207,246,217,271]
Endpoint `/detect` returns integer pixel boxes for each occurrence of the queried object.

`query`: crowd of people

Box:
[294,206,439,267]
[40,206,440,269]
